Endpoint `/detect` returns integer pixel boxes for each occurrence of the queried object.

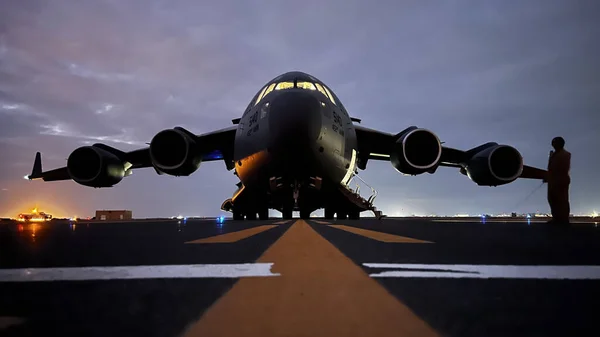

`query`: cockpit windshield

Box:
[275,82,294,90]
[254,80,337,106]
[296,82,316,90]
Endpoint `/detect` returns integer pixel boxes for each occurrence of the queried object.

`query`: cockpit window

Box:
[264,83,276,95]
[314,83,329,100]
[297,82,316,90]
[254,85,268,106]
[322,85,336,105]
[256,83,276,106]
[275,82,294,90]
[314,83,336,105]
[255,80,337,107]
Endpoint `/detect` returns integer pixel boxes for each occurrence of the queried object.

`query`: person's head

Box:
[552,137,565,150]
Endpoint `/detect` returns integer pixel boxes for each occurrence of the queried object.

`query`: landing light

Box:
[23,175,29,180]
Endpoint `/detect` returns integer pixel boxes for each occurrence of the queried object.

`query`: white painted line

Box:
[0,263,279,282]
[363,263,600,279]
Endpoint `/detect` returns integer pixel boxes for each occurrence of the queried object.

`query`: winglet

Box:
[27,152,43,180]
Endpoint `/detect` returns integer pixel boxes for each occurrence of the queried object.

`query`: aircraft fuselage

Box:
[230,72,358,218]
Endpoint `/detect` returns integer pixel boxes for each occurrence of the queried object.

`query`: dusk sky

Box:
[1,0,599,218]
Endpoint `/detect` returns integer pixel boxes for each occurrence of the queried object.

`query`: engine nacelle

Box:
[149,127,202,176]
[465,144,524,186]
[390,127,442,175]
[67,146,126,187]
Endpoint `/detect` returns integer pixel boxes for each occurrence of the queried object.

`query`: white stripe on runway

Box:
[0,263,279,282]
[363,263,600,279]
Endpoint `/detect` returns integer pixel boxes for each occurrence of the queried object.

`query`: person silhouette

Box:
[544,137,571,226]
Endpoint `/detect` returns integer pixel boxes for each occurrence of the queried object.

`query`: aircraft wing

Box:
[27,126,237,183]
[354,124,547,181]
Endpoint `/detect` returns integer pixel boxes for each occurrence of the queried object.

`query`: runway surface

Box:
[1,218,600,336]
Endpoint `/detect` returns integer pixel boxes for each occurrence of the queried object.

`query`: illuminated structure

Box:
[17,208,52,222]
[95,210,132,221]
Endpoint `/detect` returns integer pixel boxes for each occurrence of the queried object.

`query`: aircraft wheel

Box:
[300,210,311,219]
[246,212,257,220]
[258,208,269,220]
[348,210,360,220]
[233,211,244,221]
[282,209,293,220]
[337,212,347,220]
[324,208,335,220]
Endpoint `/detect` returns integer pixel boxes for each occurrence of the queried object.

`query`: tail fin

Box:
[28,152,43,179]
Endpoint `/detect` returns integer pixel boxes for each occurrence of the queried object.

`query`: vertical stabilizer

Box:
[29,152,43,179]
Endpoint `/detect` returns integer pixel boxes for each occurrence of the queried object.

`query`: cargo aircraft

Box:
[26,71,547,220]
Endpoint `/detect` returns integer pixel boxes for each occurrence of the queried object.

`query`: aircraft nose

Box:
[268,91,322,150]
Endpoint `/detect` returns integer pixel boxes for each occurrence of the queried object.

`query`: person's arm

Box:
[544,151,554,183]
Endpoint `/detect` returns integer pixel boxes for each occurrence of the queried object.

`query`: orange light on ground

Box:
[7,201,74,220]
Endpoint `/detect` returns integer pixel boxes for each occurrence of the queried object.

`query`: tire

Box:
[233,211,244,221]
[259,208,269,220]
[246,212,257,220]
[348,210,360,220]
[337,212,347,220]
[300,210,311,219]
[324,208,335,220]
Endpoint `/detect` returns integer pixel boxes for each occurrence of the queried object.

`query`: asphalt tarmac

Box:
[1,217,599,337]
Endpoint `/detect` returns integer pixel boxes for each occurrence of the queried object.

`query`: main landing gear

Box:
[232,207,269,221]
[323,208,360,220]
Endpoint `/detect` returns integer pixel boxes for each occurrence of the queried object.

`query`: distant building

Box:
[95,210,132,221]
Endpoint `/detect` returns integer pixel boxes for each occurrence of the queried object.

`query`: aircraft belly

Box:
[317,124,354,185]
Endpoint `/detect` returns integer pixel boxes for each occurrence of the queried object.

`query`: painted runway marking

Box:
[0,317,26,330]
[313,220,332,224]
[183,220,438,337]
[272,220,291,225]
[364,263,600,279]
[0,264,279,282]
[329,225,433,243]
[185,225,278,243]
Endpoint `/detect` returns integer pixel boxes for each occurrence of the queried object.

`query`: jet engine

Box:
[149,127,202,176]
[390,127,442,175]
[464,144,523,186]
[67,146,126,187]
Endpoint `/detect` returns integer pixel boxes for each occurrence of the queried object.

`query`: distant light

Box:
[23,175,29,180]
